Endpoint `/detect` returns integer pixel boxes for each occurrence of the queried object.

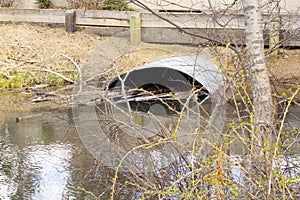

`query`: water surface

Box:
[0,91,299,199]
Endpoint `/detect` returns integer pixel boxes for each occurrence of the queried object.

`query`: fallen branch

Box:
[31,96,56,103]
[59,53,82,83]
[26,84,53,91]
[43,68,75,84]
[16,113,44,123]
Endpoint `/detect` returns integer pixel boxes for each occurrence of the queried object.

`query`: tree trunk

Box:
[242,0,275,198]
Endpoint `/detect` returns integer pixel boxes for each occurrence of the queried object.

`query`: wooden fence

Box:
[0,8,299,47]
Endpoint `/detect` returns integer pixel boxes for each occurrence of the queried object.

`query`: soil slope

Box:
[0,24,299,91]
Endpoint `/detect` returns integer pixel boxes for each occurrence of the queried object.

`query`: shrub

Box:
[67,0,103,10]
[0,0,15,7]
[67,0,132,10]
[103,0,133,11]
[35,0,52,9]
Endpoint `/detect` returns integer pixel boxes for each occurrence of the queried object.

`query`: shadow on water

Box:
[0,91,299,199]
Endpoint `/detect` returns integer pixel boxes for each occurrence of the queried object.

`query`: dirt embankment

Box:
[0,23,299,93]
[0,23,102,87]
[268,50,300,86]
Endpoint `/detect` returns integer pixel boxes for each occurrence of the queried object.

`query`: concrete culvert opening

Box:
[108,67,208,113]
[107,56,222,115]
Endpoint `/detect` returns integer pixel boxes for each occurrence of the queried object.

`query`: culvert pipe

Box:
[107,55,225,107]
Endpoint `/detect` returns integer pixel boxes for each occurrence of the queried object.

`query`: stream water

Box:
[0,91,299,199]
[0,92,98,199]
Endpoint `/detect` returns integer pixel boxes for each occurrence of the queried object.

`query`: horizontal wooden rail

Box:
[0,8,65,23]
[0,8,299,47]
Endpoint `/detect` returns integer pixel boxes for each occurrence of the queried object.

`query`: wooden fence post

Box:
[130,13,141,46]
[269,3,281,56]
[65,10,76,33]
[269,16,281,55]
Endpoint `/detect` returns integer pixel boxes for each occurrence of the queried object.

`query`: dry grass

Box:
[0,23,299,90]
[268,50,300,85]
[0,23,102,86]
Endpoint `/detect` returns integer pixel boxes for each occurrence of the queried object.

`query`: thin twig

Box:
[59,53,82,83]
[112,63,132,120]
[43,68,75,84]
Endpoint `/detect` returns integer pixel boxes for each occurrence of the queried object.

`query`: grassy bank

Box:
[0,23,102,89]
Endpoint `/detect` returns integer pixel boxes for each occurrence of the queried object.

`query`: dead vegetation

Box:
[0,23,102,88]
[0,23,299,93]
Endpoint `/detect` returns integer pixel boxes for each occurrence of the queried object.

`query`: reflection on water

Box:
[0,113,75,200]
[0,92,86,199]
[0,144,72,200]
[25,145,71,200]
[0,91,299,199]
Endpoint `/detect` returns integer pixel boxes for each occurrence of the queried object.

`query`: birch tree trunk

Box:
[242,0,275,198]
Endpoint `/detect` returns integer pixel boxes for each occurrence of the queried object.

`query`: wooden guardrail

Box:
[0,8,66,23]
[0,8,299,47]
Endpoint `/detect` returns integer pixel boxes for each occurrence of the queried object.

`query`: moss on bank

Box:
[0,71,77,89]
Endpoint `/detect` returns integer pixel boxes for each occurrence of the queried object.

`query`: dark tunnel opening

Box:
[107,67,210,114]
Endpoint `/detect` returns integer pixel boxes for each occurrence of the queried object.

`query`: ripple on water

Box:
[0,143,74,200]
